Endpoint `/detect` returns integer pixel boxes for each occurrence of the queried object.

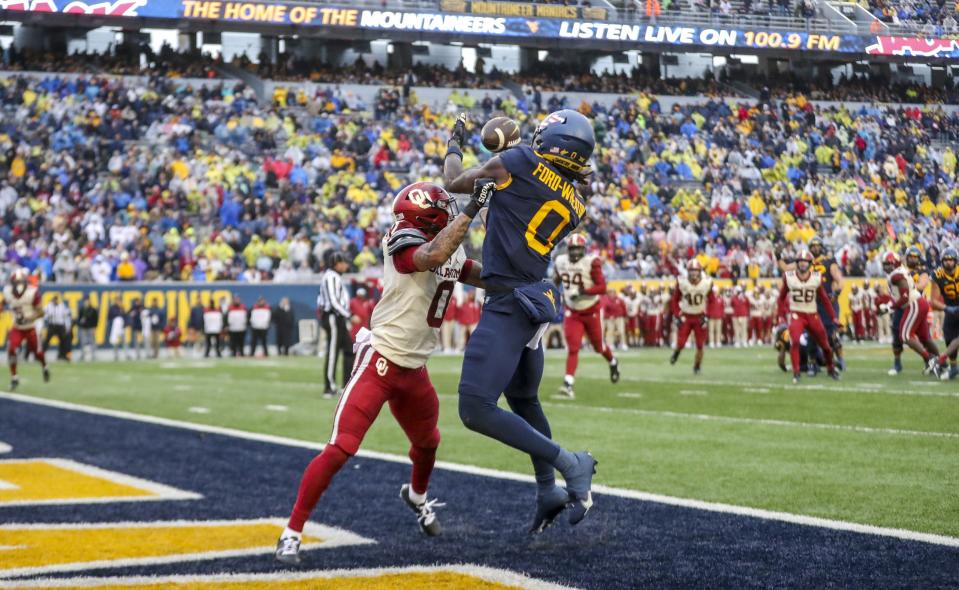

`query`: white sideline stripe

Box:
[0,458,202,507]
[0,518,374,579]
[0,564,576,589]
[0,441,11,454]
[1,392,957,549]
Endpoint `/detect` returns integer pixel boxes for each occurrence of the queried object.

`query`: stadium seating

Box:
[0,47,956,285]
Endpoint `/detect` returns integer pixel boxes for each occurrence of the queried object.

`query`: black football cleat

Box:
[400,484,443,536]
[274,535,301,565]
[792,373,800,385]
[562,452,597,526]
[10,376,18,391]
[828,367,841,381]
[322,389,335,400]
[669,350,679,365]
[43,367,50,383]
[529,485,570,534]
[609,360,620,383]
[693,366,701,375]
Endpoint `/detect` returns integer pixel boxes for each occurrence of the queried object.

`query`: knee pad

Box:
[409,437,439,464]
[322,442,352,468]
[412,428,440,452]
[892,343,904,355]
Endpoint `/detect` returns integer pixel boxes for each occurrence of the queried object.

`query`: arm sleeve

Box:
[670,286,681,317]
[392,246,419,274]
[582,258,607,295]
[457,259,474,284]
[817,286,837,323]
[777,280,789,318]
[892,279,910,309]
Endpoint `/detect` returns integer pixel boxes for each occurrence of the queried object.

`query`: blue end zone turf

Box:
[1,397,957,589]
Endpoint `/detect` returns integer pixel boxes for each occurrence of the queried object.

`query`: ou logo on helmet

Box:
[376,357,389,376]
[407,189,433,209]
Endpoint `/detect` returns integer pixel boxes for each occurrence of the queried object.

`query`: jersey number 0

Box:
[525,200,571,255]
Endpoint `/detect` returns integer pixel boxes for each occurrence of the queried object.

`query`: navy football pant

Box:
[458,293,559,488]
[944,313,959,361]
[891,307,904,354]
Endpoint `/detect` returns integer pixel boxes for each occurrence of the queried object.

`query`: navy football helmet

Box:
[531,109,595,178]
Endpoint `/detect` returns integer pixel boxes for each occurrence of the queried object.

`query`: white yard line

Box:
[1,392,957,548]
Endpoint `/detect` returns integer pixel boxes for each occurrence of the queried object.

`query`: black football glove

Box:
[464,178,495,218]
[449,113,468,149]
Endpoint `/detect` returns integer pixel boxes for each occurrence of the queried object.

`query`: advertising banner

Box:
[0,283,321,348]
[1,1,956,58]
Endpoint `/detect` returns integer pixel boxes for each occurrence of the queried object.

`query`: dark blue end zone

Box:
[1,397,957,589]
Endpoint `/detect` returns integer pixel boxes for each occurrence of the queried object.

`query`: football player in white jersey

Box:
[276,181,490,564]
[1,268,49,390]
[776,250,840,384]
[668,259,715,374]
[879,250,942,377]
[552,234,619,398]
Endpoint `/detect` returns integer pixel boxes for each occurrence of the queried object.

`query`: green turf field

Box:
[12,344,959,538]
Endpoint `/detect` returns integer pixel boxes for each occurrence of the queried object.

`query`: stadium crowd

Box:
[0,52,956,287]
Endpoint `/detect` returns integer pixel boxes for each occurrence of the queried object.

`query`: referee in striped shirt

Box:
[317,252,353,398]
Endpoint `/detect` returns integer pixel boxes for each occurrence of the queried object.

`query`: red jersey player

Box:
[553,234,619,399]
[777,250,840,384]
[1,268,49,390]
[275,180,489,564]
[880,250,943,377]
[669,259,716,374]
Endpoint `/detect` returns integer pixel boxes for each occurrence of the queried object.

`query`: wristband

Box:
[463,200,480,218]
[445,142,463,160]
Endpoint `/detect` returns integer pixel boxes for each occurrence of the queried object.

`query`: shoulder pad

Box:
[387,227,429,256]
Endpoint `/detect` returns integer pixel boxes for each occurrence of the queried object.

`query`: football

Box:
[481,116,522,152]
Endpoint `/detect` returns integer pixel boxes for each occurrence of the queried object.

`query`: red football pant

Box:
[748,317,763,342]
[899,298,931,342]
[851,310,864,339]
[564,307,613,377]
[676,314,707,350]
[788,312,833,374]
[8,327,45,376]
[288,343,440,532]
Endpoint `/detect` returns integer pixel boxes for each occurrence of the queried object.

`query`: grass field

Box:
[12,344,959,539]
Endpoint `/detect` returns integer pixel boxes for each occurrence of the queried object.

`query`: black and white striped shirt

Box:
[317,270,350,318]
[44,301,72,327]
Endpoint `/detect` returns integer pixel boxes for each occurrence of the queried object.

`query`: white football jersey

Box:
[371,234,466,369]
[762,293,777,317]
[554,253,600,311]
[746,291,764,317]
[2,284,40,329]
[677,276,712,315]
[849,292,863,312]
[887,266,920,305]
[784,271,822,313]
[623,293,641,317]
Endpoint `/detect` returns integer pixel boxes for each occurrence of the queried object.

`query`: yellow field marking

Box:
[2,565,575,590]
[0,519,373,579]
[0,459,200,507]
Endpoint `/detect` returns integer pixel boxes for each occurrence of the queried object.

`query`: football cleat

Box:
[888,358,902,376]
[274,535,301,565]
[10,377,18,391]
[828,367,841,381]
[792,373,800,385]
[322,389,335,399]
[669,350,679,365]
[557,382,575,399]
[924,357,941,378]
[609,360,620,384]
[42,367,50,383]
[693,366,701,375]
[562,451,597,526]
[529,485,570,534]
[400,484,443,536]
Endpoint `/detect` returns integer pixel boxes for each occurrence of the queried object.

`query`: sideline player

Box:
[553,233,619,398]
[445,109,599,532]
[930,247,959,379]
[275,181,489,563]
[777,250,840,384]
[879,250,941,377]
[668,259,715,373]
[1,269,49,390]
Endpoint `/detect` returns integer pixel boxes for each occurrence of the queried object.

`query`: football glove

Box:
[946,305,959,315]
[464,178,495,218]
[449,113,468,149]
[878,303,891,315]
